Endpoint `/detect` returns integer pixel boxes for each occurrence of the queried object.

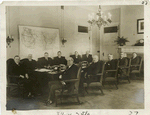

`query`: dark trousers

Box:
[48,81,75,101]
[9,76,31,97]
[48,81,63,101]
[28,72,40,95]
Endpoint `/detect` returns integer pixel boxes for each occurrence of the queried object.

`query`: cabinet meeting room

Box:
[5,5,144,110]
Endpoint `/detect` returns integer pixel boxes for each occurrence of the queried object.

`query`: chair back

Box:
[127,59,131,76]
[115,60,119,78]
[81,61,88,68]
[99,62,106,84]
[138,57,143,71]
[74,67,82,92]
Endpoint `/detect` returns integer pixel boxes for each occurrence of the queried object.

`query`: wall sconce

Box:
[6,35,14,48]
[62,38,67,45]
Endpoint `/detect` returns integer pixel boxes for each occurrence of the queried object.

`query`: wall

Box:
[120,5,144,45]
[6,6,98,59]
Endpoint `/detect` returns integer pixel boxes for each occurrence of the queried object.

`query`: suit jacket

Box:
[119,57,128,67]
[70,55,81,64]
[7,59,25,76]
[131,56,140,65]
[82,54,92,63]
[62,64,78,80]
[20,58,37,74]
[37,57,53,68]
[105,59,117,70]
[53,56,67,65]
[87,61,104,75]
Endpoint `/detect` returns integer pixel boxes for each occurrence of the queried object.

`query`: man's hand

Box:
[61,81,66,85]
[19,75,24,78]
[25,74,29,79]
[59,75,62,79]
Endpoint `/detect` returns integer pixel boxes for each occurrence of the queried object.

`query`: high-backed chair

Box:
[7,59,23,97]
[81,61,89,69]
[118,58,131,83]
[54,67,82,107]
[83,61,105,95]
[103,59,119,89]
[130,56,143,77]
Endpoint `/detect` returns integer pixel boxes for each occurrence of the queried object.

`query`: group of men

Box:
[7,50,92,97]
[7,50,141,104]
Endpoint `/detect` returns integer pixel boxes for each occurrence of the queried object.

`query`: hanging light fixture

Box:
[61,6,67,46]
[6,35,14,48]
[88,5,112,29]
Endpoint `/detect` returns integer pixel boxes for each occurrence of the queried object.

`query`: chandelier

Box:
[88,5,112,29]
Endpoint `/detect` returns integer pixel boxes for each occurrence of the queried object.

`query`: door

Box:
[100,22,120,60]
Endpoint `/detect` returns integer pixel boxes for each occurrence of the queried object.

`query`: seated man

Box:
[79,55,103,94]
[7,55,31,97]
[53,51,67,65]
[82,50,92,63]
[105,54,117,78]
[46,57,78,104]
[131,52,141,71]
[21,54,38,97]
[118,52,129,77]
[70,51,81,64]
[37,52,53,68]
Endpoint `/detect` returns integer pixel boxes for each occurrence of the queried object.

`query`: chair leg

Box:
[127,76,130,83]
[55,96,58,107]
[76,95,80,104]
[99,86,104,95]
[114,82,118,89]
[85,87,88,94]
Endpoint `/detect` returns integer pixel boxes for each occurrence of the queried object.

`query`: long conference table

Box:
[34,65,66,95]
[33,62,90,95]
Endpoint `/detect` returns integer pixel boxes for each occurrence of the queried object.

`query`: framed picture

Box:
[137,19,144,34]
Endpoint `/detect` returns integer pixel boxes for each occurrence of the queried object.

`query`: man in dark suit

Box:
[105,54,117,78]
[131,52,141,71]
[37,52,53,68]
[79,55,103,94]
[7,55,31,97]
[118,52,129,77]
[82,50,92,63]
[53,51,67,65]
[21,54,38,96]
[70,51,81,64]
[46,57,78,104]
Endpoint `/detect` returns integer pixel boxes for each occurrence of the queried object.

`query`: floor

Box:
[6,79,144,110]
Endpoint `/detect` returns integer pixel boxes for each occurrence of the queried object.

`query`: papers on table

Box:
[35,68,52,72]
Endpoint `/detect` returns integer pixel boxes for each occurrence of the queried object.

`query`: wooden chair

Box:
[118,58,131,84]
[103,60,119,89]
[83,61,105,95]
[130,56,143,77]
[7,59,23,97]
[81,61,88,69]
[54,67,82,107]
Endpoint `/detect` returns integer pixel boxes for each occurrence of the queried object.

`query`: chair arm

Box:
[130,65,140,67]
[96,73,103,76]
[63,79,79,83]
[7,75,20,78]
[118,66,129,69]
[105,70,117,72]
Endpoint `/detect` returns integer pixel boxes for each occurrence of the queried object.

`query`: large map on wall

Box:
[19,25,60,60]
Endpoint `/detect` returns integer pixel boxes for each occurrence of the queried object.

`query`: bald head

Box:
[28,54,32,61]
[108,54,113,61]
[93,55,99,63]
[86,50,90,55]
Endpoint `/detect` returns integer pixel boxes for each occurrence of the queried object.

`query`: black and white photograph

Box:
[0,1,150,115]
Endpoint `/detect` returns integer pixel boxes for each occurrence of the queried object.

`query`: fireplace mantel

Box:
[118,46,144,54]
